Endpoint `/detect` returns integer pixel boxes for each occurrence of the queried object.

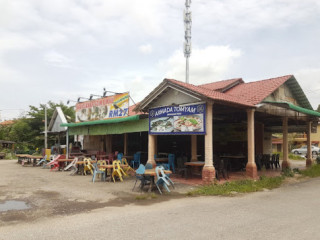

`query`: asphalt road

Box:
[1,176,320,239]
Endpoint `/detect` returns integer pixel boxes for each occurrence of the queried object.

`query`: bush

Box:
[281,168,294,177]
[188,176,284,196]
[301,164,320,178]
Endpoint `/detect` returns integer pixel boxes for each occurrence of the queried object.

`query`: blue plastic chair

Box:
[117,153,123,161]
[132,164,149,191]
[131,153,141,169]
[162,154,175,173]
[145,163,153,169]
[92,162,106,183]
[155,166,171,194]
[36,155,47,166]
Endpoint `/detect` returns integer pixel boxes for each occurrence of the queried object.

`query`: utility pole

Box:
[45,106,48,149]
[184,0,192,83]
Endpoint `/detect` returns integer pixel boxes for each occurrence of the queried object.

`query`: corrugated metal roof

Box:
[61,115,141,127]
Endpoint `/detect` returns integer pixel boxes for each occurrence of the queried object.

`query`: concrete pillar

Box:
[202,102,215,184]
[147,134,156,167]
[282,116,290,169]
[246,109,258,179]
[191,135,197,162]
[306,121,312,167]
[124,133,128,155]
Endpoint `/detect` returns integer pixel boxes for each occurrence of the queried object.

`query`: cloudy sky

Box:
[1,0,320,120]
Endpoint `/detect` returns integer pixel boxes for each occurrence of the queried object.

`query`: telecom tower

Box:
[184,0,192,83]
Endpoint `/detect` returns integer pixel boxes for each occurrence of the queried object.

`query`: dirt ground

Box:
[0,160,193,226]
[0,158,308,227]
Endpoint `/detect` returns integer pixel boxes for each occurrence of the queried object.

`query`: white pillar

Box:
[202,102,215,183]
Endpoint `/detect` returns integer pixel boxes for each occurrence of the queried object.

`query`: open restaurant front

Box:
[135,75,320,183]
[62,92,150,162]
[61,75,320,183]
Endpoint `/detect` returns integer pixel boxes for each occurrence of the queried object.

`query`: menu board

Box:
[149,103,206,135]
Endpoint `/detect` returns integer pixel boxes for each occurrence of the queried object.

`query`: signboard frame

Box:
[75,92,129,123]
[149,103,206,135]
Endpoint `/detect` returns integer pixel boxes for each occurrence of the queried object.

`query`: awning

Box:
[61,115,141,127]
[60,115,149,135]
[263,101,320,117]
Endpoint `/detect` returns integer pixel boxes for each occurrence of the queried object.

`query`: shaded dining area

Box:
[134,75,320,183]
[59,75,320,186]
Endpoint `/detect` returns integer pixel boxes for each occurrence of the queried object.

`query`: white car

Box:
[291,145,319,156]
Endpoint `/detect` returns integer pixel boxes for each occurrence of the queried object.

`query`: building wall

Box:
[311,125,320,146]
[83,135,104,151]
[149,88,200,108]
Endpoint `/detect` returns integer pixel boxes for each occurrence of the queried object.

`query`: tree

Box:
[0,101,75,152]
[317,104,320,112]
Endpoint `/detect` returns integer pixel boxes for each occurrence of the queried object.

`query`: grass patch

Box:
[188,176,284,196]
[300,164,320,178]
[135,193,158,200]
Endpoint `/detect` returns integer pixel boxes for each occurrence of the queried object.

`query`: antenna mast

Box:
[184,0,192,83]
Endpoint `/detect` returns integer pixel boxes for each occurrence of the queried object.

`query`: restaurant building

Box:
[62,75,320,183]
[134,75,320,183]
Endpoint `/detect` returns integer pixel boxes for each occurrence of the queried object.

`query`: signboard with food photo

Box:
[149,103,206,135]
[75,92,129,122]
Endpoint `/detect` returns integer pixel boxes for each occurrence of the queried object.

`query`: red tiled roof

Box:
[0,120,15,125]
[198,78,243,92]
[135,75,297,112]
[225,75,293,105]
[166,79,254,107]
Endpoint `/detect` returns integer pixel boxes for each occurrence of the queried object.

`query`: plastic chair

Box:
[64,157,79,175]
[131,153,141,169]
[162,154,175,173]
[46,155,61,171]
[92,161,106,182]
[145,163,153,170]
[117,153,123,160]
[112,160,127,182]
[160,165,174,188]
[121,158,135,174]
[132,164,149,191]
[43,154,59,169]
[36,155,47,166]
[177,156,188,178]
[155,166,171,194]
[275,154,280,168]
[214,156,229,181]
[83,157,94,175]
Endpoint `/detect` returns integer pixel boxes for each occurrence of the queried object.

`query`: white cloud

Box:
[295,68,320,109]
[44,50,74,68]
[139,44,153,54]
[159,45,242,84]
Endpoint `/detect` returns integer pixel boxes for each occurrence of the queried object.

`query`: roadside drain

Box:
[0,200,30,212]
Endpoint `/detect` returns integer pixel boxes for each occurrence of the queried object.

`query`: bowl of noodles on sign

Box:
[174,115,203,132]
